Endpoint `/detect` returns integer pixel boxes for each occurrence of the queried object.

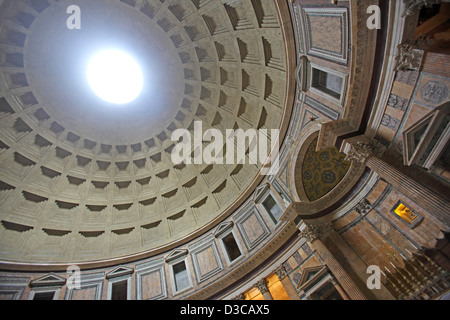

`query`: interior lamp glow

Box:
[87,50,144,105]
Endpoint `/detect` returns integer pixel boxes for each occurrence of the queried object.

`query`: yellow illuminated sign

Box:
[394,203,418,225]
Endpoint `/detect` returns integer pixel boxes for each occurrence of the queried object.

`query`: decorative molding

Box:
[189,235,224,283]
[29,273,66,287]
[0,276,30,300]
[402,102,450,168]
[65,272,104,300]
[254,278,270,294]
[135,258,167,300]
[307,61,349,107]
[274,265,288,280]
[365,0,407,139]
[105,266,134,279]
[345,138,387,164]
[272,179,292,208]
[235,207,271,251]
[305,95,341,121]
[301,7,349,65]
[300,108,320,131]
[290,2,305,54]
[213,221,234,238]
[299,222,335,242]
[354,199,372,215]
[297,265,328,289]
[165,249,189,263]
[296,56,308,92]
[395,44,425,72]
[106,274,132,300]
[253,183,270,203]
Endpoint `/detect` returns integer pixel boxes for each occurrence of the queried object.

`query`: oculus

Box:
[87,50,143,105]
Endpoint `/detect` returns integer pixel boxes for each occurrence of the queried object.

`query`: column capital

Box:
[254,279,270,294]
[395,43,425,71]
[231,293,246,300]
[345,138,386,164]
[354,199,372,215]
[274,265,288,280]
[300,222,334,242]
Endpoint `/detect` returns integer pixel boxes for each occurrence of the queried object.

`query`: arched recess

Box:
[284,130,367,222]
[299,137,351,202]
[292,130,320,202]
[287,123,322,203]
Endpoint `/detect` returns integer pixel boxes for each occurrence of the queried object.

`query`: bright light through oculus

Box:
[87,50,143,105]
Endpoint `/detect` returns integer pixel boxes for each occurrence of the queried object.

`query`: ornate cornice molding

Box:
[395,43,425,72]
[345,138,387,164]
[299,222,335,242]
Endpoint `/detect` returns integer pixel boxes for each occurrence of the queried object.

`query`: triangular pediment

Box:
[297,266,327,289]
[165,248,188,263]
[106,266,134,279]
[30,273,66,287]
[213,221,234,238]
[301,109,320,130]
[253,183,270,203]
[277,163,289,188]
[403,112,435,162]
[295,56,308,92]
[402,102,450,166]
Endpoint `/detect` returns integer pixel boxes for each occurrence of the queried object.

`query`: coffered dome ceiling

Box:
[0,0,291,264]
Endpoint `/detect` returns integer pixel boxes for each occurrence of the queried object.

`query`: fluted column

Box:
[300,222,367,300]
[346,138,450,225]
[274,265,300,300]
[254,279,273,300]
